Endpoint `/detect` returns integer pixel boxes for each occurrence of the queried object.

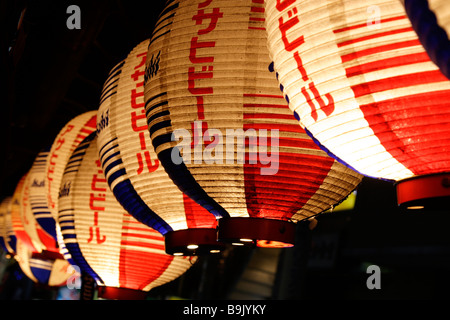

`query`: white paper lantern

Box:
[15,239,78,287]
[59,133,196,299]
[0,197,16,255]
[97,41,222,255]
[265,0,450,209]
[144,0,362,247]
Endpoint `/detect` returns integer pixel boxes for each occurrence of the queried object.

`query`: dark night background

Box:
[1,0,449,300]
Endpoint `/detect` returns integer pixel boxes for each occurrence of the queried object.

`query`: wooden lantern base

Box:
[97,286,148,300]
[164,228,225,256]
[396,173,450,210]
[218,217,296,248]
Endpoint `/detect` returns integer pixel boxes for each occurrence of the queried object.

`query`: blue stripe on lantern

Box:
[153,147,229,219]
[58,135,104,284]
[146,90,229,219]
[0,239,8,253]
[29,259,52,284]
[148,0,179,46]
[9,235,16,253]
[404,0,450,79]
[59,212,102,283]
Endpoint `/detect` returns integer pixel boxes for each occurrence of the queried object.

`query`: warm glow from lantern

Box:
[265,0,450,209]
[407,206,425,210]
[97,39,222,256]
[144,0,363,247]
[256,240,294,249]
[58,133,196,296]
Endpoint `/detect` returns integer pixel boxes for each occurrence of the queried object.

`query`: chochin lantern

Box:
[265,0,450,210]
[97,40,221,255]
[11,173,41,253]
[44,111,97,230]
[0,197,16,255]
[11,169,63,258]
[25,147,62,258]
[403,0,450,79]
[15,239,78,287]
[59,133,196,300]
[37,111,97,263]
[144,0,362,248]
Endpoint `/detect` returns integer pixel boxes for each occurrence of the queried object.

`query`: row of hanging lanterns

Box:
[0,112,198,299]
[1,0,448,299]
[1,177,76,288]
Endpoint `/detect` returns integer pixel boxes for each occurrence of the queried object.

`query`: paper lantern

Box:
[59,133,196,300]
[144,0,362,248]
[265,0,450,210]
[44,111,97,229]
[8,176,77,287]
[10,172,42,253]
[15,239,78,287]
[35,111,97,264]
[0,197,16,255]
[403,0,450,79]
[25,147,62,258]
[97,40,221,255]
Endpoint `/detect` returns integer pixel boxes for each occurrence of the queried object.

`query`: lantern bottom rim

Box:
[97,286,148,300]
[217,217,296,248]
[40,250,65,260]
[164,228,224,256]
[396,172,450,211]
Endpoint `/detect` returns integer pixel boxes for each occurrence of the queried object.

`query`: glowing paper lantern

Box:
[25,148,62,258]
[265,0,450,210]
[41,111,97,240]
[0,197,16,255]
[35,111,97,264]
[97,40,221,255]
[8,176,77,287]
[59,133,196,300]
[144,0,362,248]
[15,239,78,287]
[403,0,450,79]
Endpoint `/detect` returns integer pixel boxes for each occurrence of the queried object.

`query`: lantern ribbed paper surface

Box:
[40,111,97,263]
[0,197,16,255]
[265,0,450,209]
[45,111,97,225]
[15,239,77,287]
[144,0,362,247]
[403,0,450,79]
[11,173,41,253]
[59,133,196,299]
[97,40,220,255]
[25,148,62,258]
